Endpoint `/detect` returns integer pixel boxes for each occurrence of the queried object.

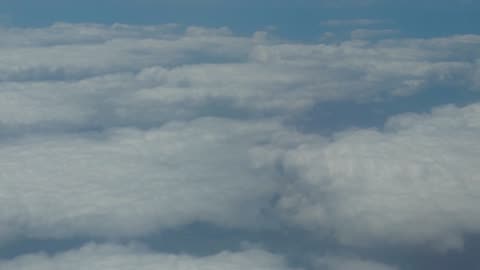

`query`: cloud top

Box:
[272,102,480,250]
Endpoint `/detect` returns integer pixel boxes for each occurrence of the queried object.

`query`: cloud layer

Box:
[269,102,480,251]
[1,23,480,269]
[1,243,401,270]
[0,244,292,270]
[0,24,479,136]
[0,118,304,243]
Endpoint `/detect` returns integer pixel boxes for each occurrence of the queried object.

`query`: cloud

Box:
[0,118,306,244]
[0,24,249,82]
[1,23,480,268]
[0,24,479,137]
[260,102,480,251]
[0,243,293,270]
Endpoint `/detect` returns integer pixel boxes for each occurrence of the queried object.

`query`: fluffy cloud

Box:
[263,102,480,251]
[0,118,306,244]
[0,243,400,270]
[0,243,293,270]
[0,24,479,136]
[1,23,480,268]
[0,24,249,82]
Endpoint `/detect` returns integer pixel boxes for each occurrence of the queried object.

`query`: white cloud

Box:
[0,118,305,243]
[0,243,293,270]
[0,25,250,82]
[0,24,479,135]
[262,102,480,251]
[0,23,179,47]
[1,23,480,260]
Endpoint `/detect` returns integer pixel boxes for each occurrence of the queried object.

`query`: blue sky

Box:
[0,1,480,270]
[2,0,480,39]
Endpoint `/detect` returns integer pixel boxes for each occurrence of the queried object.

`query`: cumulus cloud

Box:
[0,24,249,82]
[0,24,479,136]
[0,243,293,270]
[0,118,307,244]
[0,243,400,270]
[261,102,480,251]
[1,23,480,269]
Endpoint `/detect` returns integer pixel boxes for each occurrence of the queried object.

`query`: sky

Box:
[0,0,480,269]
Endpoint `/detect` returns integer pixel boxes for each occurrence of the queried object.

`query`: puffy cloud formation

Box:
[0,243,401,270]
[0,118,307,243]
[1,22,480,270]
[0,244,292,270]
[267,102,480,251]
[0,24,479,135]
